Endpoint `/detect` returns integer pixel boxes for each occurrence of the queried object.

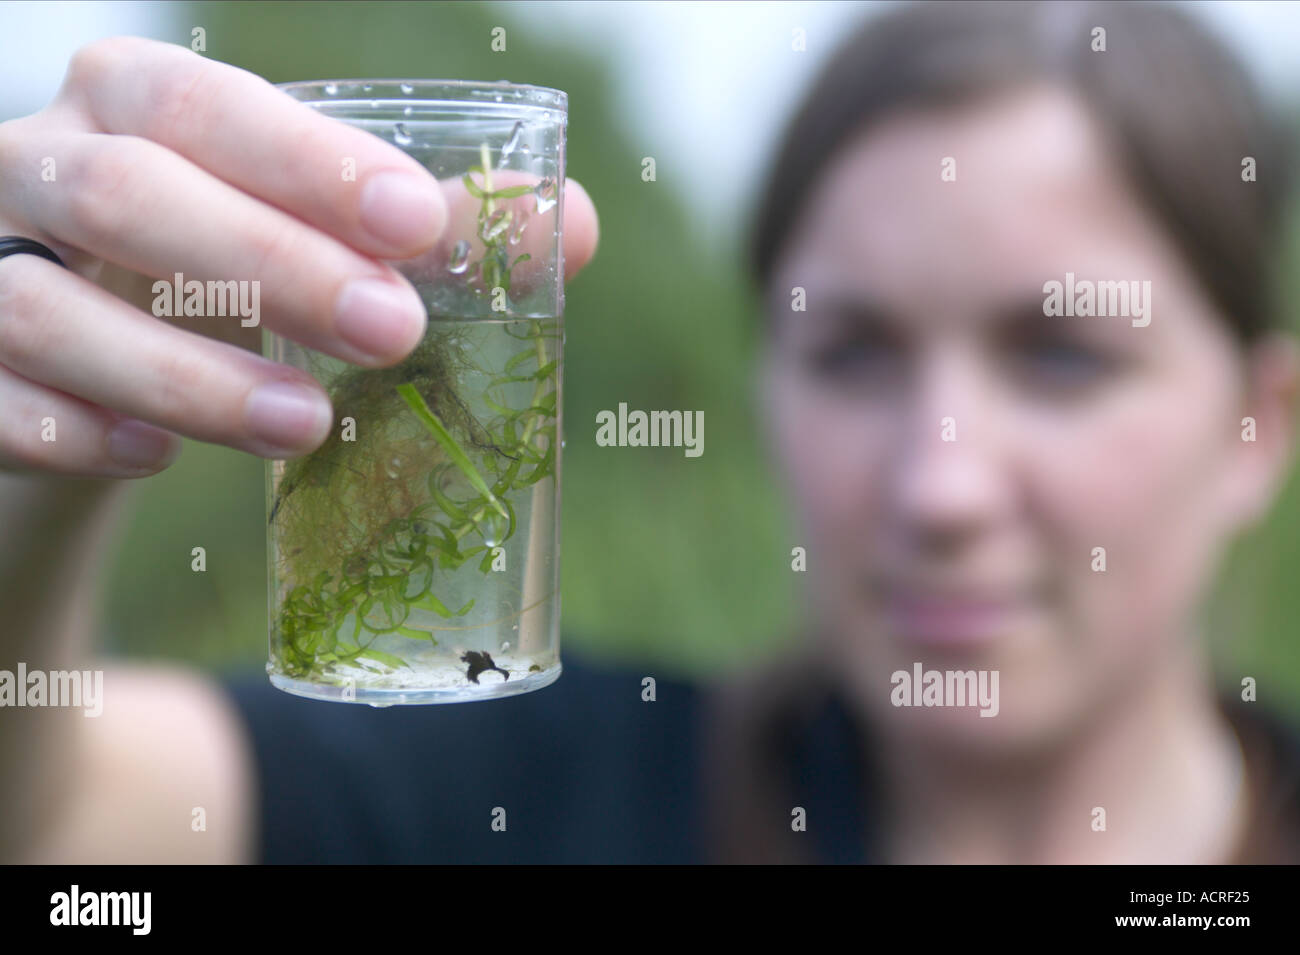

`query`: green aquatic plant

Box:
[462,141,537,294]
[269,144,559,682]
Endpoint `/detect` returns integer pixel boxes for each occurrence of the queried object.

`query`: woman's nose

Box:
[887,350,1017,549]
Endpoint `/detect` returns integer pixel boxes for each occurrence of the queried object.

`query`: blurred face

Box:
[760,85,1280,753]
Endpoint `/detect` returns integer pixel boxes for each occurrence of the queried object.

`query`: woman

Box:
[710,0,1300,864]
[1,1,1296,863]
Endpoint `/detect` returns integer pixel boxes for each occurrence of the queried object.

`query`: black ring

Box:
[0,236,67,269]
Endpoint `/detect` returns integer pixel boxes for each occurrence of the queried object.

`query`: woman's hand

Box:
[0,35,598,477]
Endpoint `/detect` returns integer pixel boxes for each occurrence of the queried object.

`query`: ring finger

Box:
[0,255,335,459]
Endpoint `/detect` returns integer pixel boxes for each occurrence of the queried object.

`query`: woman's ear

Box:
[1221,332,1300,530]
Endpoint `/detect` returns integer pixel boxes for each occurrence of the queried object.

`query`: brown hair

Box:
[746,0,1296,341]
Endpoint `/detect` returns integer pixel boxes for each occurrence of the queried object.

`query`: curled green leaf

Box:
[397,383,508,520]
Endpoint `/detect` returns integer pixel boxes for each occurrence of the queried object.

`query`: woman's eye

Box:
[1016,339,1113,387]
[805,336,896,379]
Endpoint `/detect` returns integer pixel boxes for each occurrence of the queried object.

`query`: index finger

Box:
[56,36,449,259]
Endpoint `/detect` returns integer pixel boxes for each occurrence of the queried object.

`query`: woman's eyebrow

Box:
[773,284,1148,339]
[797,288,903,331]
[991,293,1061,332]
[765,283,900,340]
[992,290,1140,346]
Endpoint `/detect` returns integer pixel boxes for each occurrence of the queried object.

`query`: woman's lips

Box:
[881,591,1030,647]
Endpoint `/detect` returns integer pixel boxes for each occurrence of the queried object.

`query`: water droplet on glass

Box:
[482,512,507,546]
[402,105,413,117]
[448,240,471,274]
[493,93,503,103]
[483,208,509,242]
[362,84,373,92]
[561,439,567,449]
[501,642,511,651]
[533,177,557,214]
[507,216,528,245]
[323,82,338,95]
[400,83,414,95]
[368,702,394,709]
[497,120,523,167]
[393,122,412,147]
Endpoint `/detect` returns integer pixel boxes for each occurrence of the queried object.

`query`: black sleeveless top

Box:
[222,649,709,863]
[222,648,1300,863]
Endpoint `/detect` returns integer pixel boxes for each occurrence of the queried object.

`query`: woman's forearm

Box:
[0,473,132,858]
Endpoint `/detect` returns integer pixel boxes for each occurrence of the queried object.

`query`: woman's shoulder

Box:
[219,645,707,863]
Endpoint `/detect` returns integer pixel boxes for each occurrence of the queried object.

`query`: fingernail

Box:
[335,278,426,362]
[360,171,447,248]
[244,381,332,454]
[107,420,179,471]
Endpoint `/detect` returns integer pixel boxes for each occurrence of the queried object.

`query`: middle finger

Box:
[8,130,428,367]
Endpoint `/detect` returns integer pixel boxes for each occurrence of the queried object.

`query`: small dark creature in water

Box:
[461,650,509,684]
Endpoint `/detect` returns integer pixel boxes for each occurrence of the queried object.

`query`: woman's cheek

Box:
[782,399,888,544]
[769,384,890,614]
[1019,385,1232,676]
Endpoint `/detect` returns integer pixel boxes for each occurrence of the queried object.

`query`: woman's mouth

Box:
[878,586,1036,648]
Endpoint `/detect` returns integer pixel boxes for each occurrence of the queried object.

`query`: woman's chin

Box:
[867,688,1078,759]
[833,636,1085,759]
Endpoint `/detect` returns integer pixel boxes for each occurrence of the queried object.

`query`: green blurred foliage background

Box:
[98,1,1300,721]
